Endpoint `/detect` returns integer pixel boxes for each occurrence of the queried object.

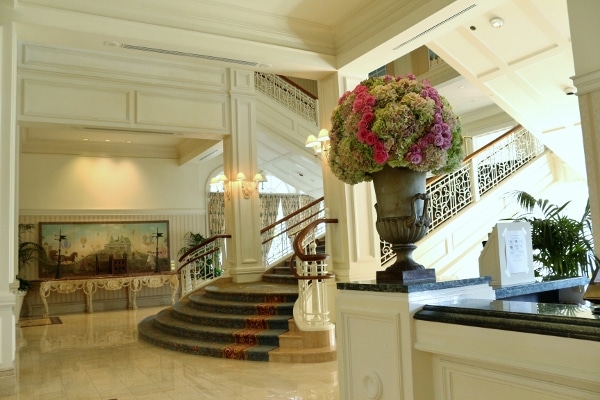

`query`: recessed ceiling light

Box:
[103,41,121,47]
[82,138,89,141]
[104,139,111,142]
[126,140,132,143]
[490,17,503,28]
[458,85,465,89]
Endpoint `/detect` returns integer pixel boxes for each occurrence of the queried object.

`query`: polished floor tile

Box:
[3,307,339,399]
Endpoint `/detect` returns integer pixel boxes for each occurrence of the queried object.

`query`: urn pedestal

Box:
[371,166,435,284]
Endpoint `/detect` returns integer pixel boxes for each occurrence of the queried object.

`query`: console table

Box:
[39,273,179,317]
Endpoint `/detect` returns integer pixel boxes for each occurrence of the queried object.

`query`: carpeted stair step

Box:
[188,294,295,316]
[202,282,298,303]
[138,279,300,362]
[261,264,298,284]
[171,301,292,330]
[138,316,277,361]
[154,308,287,346]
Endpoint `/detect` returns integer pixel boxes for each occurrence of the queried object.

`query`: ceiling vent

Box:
[120,44,259,66]
[82,126,174,135]
[393,4,477,50]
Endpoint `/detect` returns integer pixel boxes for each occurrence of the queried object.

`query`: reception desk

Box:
[414,299,600,399]
[336,277,600,400]
[39,273,179,317]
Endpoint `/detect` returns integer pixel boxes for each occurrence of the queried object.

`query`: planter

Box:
[371,165,435,284]
[14,290,27,324]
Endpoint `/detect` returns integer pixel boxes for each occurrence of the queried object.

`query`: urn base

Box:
[377,267,436,284]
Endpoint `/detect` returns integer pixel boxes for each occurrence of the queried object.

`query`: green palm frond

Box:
[506,191,595,279]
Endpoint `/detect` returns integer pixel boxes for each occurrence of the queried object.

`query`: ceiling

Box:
[11,0,584,194]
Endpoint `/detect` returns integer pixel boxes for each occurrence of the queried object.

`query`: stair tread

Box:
[173,302,292,320]
[189,295,296,308]
[156,309,288,337]
[269,345,336,354]
[138,317,277,361]
[204,281,298,295]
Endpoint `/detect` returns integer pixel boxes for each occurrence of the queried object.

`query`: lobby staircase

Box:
[139,258,336,362]
[138,277,298,361]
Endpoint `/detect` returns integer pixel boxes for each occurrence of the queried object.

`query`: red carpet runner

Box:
[222,301,284,359]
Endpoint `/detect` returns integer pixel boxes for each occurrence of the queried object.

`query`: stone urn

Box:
[371,165,435,284]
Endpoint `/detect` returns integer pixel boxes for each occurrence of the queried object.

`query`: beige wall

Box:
[19,152,209,280]
[20,153,205,212]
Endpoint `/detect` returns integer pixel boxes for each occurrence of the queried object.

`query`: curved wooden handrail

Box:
[289,218,338,281]
[288,253,336,281]
[177,247,221,273]
[426,124,525,186]
[293,218,338,262]
[260,196,324,234]
[278,75,318,100]
[177,234,231,262]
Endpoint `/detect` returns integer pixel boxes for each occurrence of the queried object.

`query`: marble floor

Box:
[3,307,339,400]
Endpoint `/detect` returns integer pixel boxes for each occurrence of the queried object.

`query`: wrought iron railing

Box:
[290,218,338,330]
[261,197,325,267]
[254,72,318,124]
[177,234,230,297]
[381,126,545,266]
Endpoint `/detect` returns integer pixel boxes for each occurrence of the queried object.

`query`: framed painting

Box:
[38,220,170,278]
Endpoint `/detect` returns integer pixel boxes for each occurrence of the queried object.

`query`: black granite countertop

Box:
[493,277,589,299]
[414,299,600,341]
[336,276,491,293]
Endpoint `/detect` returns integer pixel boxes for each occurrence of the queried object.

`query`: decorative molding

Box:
[572,68,600,96]
[20,43,229,91]
[21,78,130,123]
[19,209,206,216]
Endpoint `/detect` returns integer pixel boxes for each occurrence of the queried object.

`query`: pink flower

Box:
[406,151,423,164]
[373,141,385,152]
[357,128,369,143]
[362,112,375,124]
[374,150,390,164]
[433,124,443,135]
[366,133,378,145]
[358,119,370,131]
[353,98,364,113]
[365,95,376,107]
[441,123,450,134]
[434,134,445,147]
[434,113,443,124]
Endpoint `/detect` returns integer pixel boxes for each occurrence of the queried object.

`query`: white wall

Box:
[20,153,205,212]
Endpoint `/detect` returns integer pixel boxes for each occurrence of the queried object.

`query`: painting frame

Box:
[38,220,170,278]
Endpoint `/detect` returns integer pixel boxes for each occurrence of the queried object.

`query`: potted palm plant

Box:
[177,232,222,279]
[507,191,595,279]
[15,223,46,319]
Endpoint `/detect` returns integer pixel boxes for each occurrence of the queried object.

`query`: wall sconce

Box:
[210,173,231,200]
[306,129,330,160]
[237,172,265,199]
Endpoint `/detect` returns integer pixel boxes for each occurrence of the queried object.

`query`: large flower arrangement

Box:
[328,74,464,184]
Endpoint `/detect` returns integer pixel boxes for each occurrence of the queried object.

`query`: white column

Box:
[222,69,263,283]
[318,73,381,282]
[568,0,600,256]
[0,15,19,396]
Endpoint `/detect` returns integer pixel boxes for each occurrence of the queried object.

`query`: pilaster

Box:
[222,69,263,283]
[0,12,19,396]
[318,73,381,282]
[568,0,600,256]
